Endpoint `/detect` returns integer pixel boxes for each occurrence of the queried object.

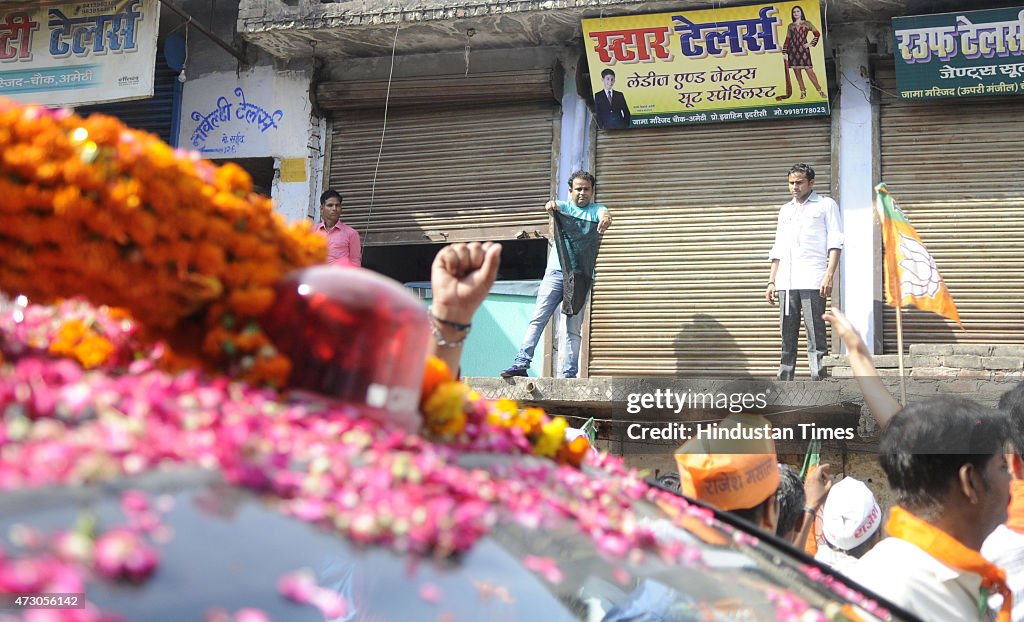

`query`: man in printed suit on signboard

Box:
[594,68,631,129]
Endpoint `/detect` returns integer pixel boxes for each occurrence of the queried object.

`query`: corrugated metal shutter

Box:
[878,64,1024,350]
[317,70,559,112]
[590,118,832,377]
[76,50,179,146]
[327,102,556,246]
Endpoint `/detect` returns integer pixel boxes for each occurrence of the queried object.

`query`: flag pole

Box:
[895,305,907,406]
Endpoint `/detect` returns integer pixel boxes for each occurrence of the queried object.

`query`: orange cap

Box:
[674,414,779,511]
[675,452,780,511]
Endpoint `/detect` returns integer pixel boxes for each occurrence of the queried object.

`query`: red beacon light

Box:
[261,266,430,431]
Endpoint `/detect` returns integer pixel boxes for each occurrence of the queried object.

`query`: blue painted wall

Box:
[406,281,540,378]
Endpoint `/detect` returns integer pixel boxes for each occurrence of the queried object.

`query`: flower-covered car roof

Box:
[0,297,914,622]
[0,99,914,622]
[0,462,905,622]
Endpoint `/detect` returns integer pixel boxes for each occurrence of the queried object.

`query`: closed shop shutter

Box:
[76,50,180,146]
[589,118,832,377]
[877,64,1024,350]
[323,72,559,247]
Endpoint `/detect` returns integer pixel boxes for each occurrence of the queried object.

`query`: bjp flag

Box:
[874,183,962,327]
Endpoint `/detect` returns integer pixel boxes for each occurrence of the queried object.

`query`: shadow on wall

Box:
[674,313,755,380]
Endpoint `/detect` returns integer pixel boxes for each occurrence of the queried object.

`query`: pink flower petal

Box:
[419,582,442,604]
[234,608,272,622]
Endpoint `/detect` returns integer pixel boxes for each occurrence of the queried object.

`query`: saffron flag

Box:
[874,183,962,326]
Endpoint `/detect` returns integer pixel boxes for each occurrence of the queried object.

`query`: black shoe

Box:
[500,365,528,378]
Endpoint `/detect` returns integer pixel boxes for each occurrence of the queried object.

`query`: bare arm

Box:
[823,308,902,428]
[794,464,832,547]
[428,242,501,374]
[350,229,363,267]
[766,259,780,305]
[597,207,612,234]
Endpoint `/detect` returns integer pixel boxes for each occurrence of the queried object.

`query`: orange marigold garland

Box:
[0,99,326,386]
[48,317,116,370]
[0,98,592,469]
[419,357,590,467]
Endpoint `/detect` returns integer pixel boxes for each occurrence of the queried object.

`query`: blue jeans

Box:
[513,269,584,377]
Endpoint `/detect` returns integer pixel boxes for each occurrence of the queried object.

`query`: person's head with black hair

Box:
[728,493,778,533]
[788,162,815,180]
[566,170,597,209]
[319,189,344,228]
[998,381,1024,485]
[775,464,806,542]
[880,396,1011,549]
[1000,382,1024,448]
[568,170,597,191]
[600,68,616,91]
[654,472,681,495]
[786,163,816,203]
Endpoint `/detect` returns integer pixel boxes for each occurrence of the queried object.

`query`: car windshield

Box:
[1,462,909,622]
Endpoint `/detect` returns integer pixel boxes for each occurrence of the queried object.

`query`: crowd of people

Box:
[665,308,1024,622]
[341,161,1023,621]
[428,238,1019,622]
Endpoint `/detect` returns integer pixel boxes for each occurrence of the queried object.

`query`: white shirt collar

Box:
[788,191,822,207]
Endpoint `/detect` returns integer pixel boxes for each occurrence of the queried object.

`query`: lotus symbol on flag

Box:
[897,233,942,299]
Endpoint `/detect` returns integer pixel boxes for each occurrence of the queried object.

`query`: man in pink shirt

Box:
[315,189,362,267]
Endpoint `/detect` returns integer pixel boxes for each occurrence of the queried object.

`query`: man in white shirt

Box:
[983,382,1024,622]
[849,397,1013,621]
[766,163,843,380]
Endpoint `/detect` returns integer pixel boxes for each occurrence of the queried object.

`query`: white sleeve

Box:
[825,198,845,250]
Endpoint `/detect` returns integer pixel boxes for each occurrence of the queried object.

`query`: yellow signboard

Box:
[582,2,829,128]
[279,158,307,183]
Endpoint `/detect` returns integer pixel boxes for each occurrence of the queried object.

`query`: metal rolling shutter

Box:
[878,65,1024,350]
[589,118,832,377]
[76,50,179,146]
[323,71,559,247]
[327,104,555,246]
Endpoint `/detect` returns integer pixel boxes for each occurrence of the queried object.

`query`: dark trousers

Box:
[778,289,827,380]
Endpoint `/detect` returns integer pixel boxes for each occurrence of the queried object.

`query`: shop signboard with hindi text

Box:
[892,7,1024,100]
[581,2,829,129]
[0,0,159,107]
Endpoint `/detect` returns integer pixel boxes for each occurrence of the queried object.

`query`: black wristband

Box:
[428,307,471,331]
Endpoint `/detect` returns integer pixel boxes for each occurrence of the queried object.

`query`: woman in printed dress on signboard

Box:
[777,5,826,101]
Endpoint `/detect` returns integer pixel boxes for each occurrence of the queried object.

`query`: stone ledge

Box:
[943,354,982,369]
[984,357,1024,370]
[464,375,1022,419]
[909,344,954,356]
[824,346,1024,377]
